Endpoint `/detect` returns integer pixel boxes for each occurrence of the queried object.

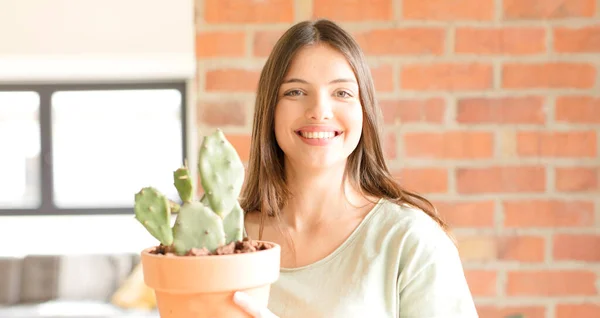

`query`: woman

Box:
[232,19,479,318]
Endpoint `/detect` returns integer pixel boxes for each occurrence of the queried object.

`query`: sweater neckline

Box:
[279,197,386,272]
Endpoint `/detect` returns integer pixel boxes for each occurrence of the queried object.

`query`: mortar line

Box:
[295,0,313,22]
[497,268,506,297]
[545,231,554,264]
[393,0,402,21]
[545,18,554,54]
[192,19,600,31]
[445,25,455,56]
[199,54,600,66]
[547,303,556,318]
[194,0,205,28]
[245,30,253,59]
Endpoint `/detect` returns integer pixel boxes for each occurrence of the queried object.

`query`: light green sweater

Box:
[266,198,479,318]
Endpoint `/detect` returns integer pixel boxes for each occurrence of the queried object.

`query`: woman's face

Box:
[274,43,363,171]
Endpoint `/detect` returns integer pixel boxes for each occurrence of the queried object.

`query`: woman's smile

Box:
[294,125,343,146]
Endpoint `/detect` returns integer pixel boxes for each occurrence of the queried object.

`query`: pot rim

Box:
[140,240,281,260]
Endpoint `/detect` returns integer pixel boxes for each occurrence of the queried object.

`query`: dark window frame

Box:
[0,81,188,216]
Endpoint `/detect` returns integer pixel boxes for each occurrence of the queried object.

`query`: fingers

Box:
[233,291,275,318]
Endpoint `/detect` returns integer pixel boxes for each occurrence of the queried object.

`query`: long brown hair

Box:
[240,19,452,243]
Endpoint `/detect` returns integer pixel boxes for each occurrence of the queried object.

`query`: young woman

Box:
[232,19,479,318]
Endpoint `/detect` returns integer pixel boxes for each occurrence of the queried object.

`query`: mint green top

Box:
[266,198,479,318]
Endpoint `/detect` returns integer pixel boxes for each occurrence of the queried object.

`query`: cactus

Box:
[197,129,245,218]
[173,163,193,203]
[172,201,226,255]
[134,187,174,247]
[133,129,247,256]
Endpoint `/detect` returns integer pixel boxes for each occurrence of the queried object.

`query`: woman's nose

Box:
[305,93,333,121]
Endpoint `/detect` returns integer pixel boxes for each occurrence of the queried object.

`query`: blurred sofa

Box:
[0,253,158,317]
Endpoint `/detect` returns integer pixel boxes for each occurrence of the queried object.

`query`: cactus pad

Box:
[223,202,245,244]
[197,129,245,218]
[171,201,226,255]
[134,187,173,246]
[173,164,193,203]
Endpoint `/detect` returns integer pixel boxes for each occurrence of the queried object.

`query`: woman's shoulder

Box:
[368,198,456,257]
[372,200,478,317]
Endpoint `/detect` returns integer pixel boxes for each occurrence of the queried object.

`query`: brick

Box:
[456,166,546,194]
[401,63,493,91]
[475,306,546,318]
[402,0,494,20]
[502,63,596,89]
[554,25,600,53]
[458,235,545,262]
[503,0,596,19]
[555,96,600,123]
[455,27,546,55]
[313,0,393,21]
[253,30,285,57]
[379,98,445,125]
[456,96,545,124]
[553,234,600,262]
[506,270,597,296]
[503,199,595,227]
[205,69,260,92]
[516,130,597,158]
[393,168,448,193]
[433,200,495,228]
[196,31,246,58]
[498,235,546,262]
[556,304,600,318]
[354,28,445,55]
[382,131,396,160]
[204,0,294,24]
[224,134,251,162]
[456,236,497,262]
[464,270,496,296]
[555,167,599,192]
[198,101,246,127]
[403,131,494,159]
[370,65,394,92]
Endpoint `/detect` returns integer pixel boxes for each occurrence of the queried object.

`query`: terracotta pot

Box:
[140,241,281,318]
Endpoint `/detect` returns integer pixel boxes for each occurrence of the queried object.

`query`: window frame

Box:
[0,81,188,216]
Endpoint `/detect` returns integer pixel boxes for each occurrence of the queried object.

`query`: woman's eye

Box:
[284,89,303,97]
[335,90,352,98]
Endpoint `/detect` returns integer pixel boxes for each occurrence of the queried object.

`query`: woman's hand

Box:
[233,291,279,318]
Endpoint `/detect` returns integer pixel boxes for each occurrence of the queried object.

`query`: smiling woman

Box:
[234,19,479,318]
[275,43,363,169]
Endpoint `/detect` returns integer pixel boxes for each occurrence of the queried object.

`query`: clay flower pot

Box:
[140,241,281,318]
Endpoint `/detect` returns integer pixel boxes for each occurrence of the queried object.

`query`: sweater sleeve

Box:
[396,219,479,318]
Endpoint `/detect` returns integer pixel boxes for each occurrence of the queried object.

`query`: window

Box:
[0,82,188,216]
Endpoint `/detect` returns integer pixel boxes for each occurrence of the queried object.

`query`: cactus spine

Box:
[134,129,246,256]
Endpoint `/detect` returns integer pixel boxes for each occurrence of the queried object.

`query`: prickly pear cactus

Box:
[173,163,193,203]
[134,187,174,246]
[197,129,245,218]
[133,128,247,255]
[223,202,245,244]
[172,202,226,254]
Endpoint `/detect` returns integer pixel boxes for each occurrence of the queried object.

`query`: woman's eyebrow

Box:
[282,78,357,84]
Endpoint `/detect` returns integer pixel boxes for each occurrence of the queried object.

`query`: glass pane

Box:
[0,91,41,208]
[51,89,183,208]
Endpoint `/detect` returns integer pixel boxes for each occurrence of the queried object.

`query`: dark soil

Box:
[150,237,273,256]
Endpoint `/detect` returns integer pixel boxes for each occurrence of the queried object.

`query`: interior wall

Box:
[193,0,600,317]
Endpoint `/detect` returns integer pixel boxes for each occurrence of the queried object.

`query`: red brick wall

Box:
[195,1,600,317]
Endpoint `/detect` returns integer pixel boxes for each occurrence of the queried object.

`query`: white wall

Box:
[0,0,196,82]
[0,0,197,257]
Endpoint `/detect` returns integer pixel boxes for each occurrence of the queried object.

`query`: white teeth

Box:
[300,131,336,139]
